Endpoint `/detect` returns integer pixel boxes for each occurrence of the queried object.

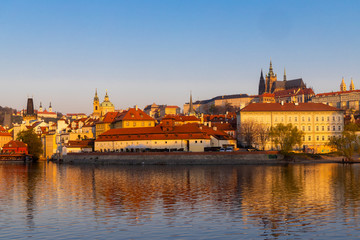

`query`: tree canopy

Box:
[269,123,304,154]
[328,123,359,161]
[17,129,43,160]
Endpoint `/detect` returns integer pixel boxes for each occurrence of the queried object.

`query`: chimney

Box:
[135,105,138,110]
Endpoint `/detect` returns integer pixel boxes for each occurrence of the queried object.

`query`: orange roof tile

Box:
[114,108,154,122]
[3,140,27,148]
[0,126,11,137]
[315,89,360,97]
[241,102,342,112]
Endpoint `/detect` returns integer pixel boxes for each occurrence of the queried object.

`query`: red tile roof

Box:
[66,140,94,148]
[315,89,360,97]
[241,102,342,112]
[3,140,27,148]
[98,112,121,124]
[96,123,234,142]
[0,126,11,137]
[114,108,154,122]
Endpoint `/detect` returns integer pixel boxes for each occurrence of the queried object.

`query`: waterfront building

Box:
[311,78,360,113]
[0,126,12,149]
[95,117,236,152]
[1,140,28,154]
[65,140,94,153]
[66,113,88,120]
[237,102,344,153]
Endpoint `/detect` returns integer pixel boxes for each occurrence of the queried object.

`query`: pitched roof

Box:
[274,88,314,98]
[114,108,154,122]
[315,89,360,97]
[99,112,121,124]
[0,126,11,137]
[241,102,343,112]
[3,140,27,148]
[96,123,234,142]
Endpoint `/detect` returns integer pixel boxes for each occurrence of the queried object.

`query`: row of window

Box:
[125,121,152,127]
[303,135,331,141]
[274,116,342,123]
[301,125,342,132]
[97,140,204,148]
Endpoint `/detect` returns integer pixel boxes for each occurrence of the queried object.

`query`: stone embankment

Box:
[54,151,348,165]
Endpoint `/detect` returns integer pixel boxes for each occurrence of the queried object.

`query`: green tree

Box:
[269,123,304,154]
[17,129,43,160]
[328,123,359,161]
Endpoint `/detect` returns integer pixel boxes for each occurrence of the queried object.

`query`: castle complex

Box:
[258,61,306,95]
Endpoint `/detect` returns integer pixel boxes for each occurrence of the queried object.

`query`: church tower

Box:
[283,68,287,81]
[265,60,277,93]
[39,102,43,112]
[258,69,265,95]
[350,78,355,91]
[49,102,52,112]
[188,91,196,115]
[340,77,347,91]
[93,89,101,117]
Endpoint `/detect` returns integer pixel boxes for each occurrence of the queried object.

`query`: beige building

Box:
[238,102,344,153]
[311,78,360,112]
[184,94,254,114]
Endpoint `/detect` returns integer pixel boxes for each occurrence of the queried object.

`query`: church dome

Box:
[100,101,114,107]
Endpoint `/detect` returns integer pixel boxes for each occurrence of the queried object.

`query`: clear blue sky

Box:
[1,0,359,114]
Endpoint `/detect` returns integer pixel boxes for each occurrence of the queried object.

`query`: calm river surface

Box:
[1,162,360,239]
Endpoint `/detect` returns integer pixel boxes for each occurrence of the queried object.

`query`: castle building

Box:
[258,61,306,95]
[37,102,57,119]
[92,89,115,118]
[311,78,360,112]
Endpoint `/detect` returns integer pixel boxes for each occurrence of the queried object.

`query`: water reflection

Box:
[1,162,360,238]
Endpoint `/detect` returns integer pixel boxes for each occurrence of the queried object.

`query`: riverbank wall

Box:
[59,151,292,165]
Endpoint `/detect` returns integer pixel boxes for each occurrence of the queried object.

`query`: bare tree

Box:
[257,123,269,150]
[239,120,259,148]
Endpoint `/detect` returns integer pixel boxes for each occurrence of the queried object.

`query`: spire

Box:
[340,77,347,92]
[258,69,265,95]
[104,89,109,101]
[189,91,195,115]
[268,59,275,77]
[350,78,355,91]
[49,102,52,108]
[283,67,287,81]
[94,88,99,102]
[49,102,52,112]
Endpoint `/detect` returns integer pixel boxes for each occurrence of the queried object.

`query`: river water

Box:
[0,162,360,239]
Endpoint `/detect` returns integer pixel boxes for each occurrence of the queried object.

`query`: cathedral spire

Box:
[340,77,347,92]
[350,78,355,91]
[258,69,265,95]
[104,89,109,102]
[283,67,287,81]
[268,60,275,77]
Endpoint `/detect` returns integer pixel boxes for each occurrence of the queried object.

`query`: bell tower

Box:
[265,60,277,93]
[93,89,101,117]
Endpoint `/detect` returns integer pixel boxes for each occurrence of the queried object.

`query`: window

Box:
[333,116,335,121]
[308,117,311,122]
[165,141,167,144]
[316,117,319,121]
[200,140,203,143]
[133,122,136,127]
[275,117,278,122]
[141,122,144,126]
[155,141,157,144]
[328,136,330,140]
[316,136,319,141]
[195,141,198,143]
[302,126,305,131]
[322,126,325,131]
[327,117,330,121]
[303,136,305,141]
[322,136,325,141]
[302,117,305,121]
[316,126,319,131]
[328,126,330,131]
[295,117,298,122]
[338,116,341,122]
[289,117,291,122]
[308,136,311,141]
[333,126,335,131]
[281,117,284,122]
[126,122,129,126]
[308,126,311,131]
[338,126,341,131]
[322,117,324,121]
[148,122,152,126]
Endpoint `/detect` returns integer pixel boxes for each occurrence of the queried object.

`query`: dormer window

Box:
[131,114,134,118]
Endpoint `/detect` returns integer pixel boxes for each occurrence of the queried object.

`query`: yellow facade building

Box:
[238,102,344,153]
[111,107,155,129]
